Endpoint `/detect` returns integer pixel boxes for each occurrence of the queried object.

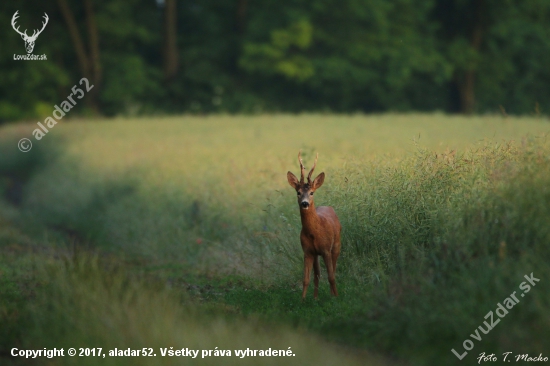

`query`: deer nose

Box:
[301,201,309,208]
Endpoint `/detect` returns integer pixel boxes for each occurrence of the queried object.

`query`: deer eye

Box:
[297,192,300,196]
[310,192,314,195]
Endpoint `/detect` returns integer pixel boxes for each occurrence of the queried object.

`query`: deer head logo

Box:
[11,11,49,54]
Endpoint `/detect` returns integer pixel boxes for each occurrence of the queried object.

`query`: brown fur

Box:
[287,152,342,299]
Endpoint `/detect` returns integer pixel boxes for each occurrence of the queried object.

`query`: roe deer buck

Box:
[287,151,341,300]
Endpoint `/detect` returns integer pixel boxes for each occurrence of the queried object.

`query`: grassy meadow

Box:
[0,114,549,365]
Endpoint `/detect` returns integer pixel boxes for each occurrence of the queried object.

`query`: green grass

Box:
[0,114,549,365]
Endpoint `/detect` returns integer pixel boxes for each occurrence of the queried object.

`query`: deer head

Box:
[12,11,49,54]
[287,151,325,210]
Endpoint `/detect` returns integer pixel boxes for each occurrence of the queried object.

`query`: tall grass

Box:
[314,137,550,362]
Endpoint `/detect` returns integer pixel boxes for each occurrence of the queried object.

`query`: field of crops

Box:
[1,114,549,365]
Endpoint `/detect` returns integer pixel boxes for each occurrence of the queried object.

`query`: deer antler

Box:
[298,150,306,184]
[33,13,50,37]
[11,11,28,38]
[307,153,318,183]
[11,11,48,41]
[30,13,49,39]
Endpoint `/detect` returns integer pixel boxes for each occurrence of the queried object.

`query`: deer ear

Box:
[287,171,299,189]
[312,172,325,189]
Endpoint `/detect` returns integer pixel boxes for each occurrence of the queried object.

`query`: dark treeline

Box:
[1,0,550,121]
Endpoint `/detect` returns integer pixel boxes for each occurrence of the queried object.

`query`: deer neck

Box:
[300,202,320,232]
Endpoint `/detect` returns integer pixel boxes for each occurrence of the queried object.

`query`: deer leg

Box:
[332,242,340,275]
[302,255,314,300]
[322,253,338,297]
[313,255,320,299]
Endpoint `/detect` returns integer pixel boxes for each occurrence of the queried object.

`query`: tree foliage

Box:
[1,0,549,120]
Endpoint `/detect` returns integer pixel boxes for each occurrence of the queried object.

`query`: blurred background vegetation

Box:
[1,0,550,121]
